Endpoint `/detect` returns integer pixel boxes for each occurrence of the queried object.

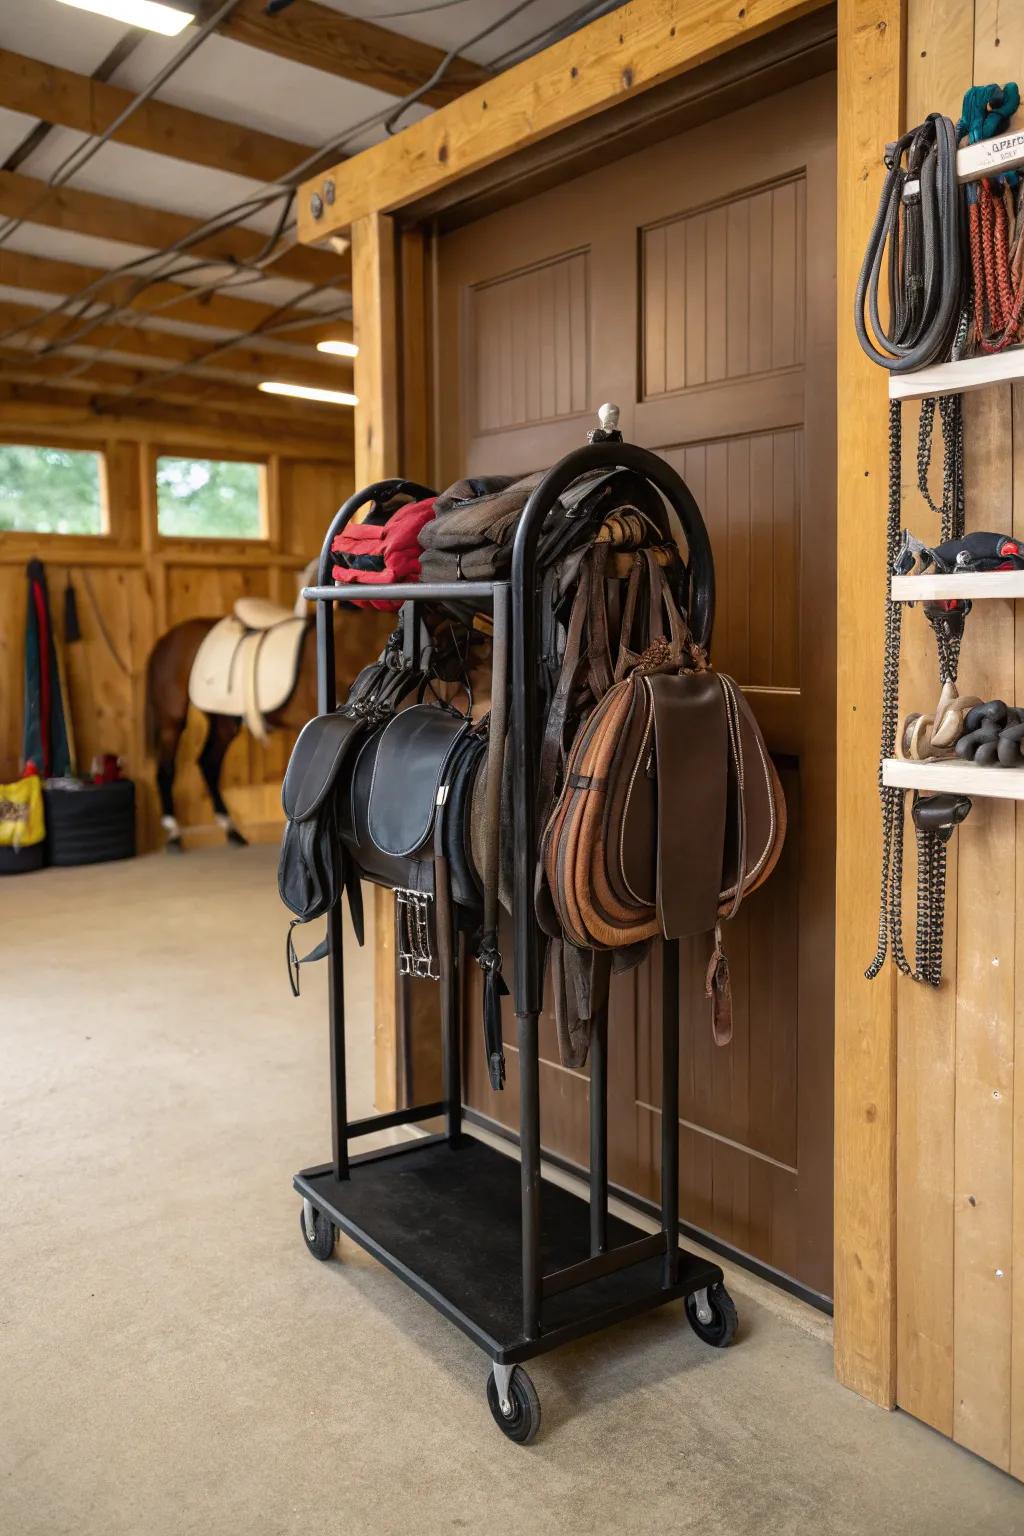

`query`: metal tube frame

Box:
[309,444,716,1339]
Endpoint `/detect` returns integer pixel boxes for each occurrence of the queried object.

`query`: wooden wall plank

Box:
[834,0,906,1409]
[945,0,1021,1475]
[1015,381,1024,1481]
[893,0,973,1440]
[952,388,1015,1470]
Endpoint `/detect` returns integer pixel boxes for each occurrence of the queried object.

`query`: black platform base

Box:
[295,1135,722,1364]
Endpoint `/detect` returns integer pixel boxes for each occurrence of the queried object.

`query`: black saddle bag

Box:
[278,653,416,989]
[339,703,486,976]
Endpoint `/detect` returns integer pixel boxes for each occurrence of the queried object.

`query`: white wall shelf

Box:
[883,758,1024,800]
[891,571,1024,600]
[958,128,1024,183]
[889,348,1024,402]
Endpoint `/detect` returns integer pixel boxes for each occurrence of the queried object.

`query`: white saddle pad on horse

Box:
[189,606,308,742]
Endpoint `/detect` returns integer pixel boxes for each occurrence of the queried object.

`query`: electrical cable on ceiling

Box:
[0,0,246,251]
[1,0,617,402]
[487,0,623,73]
[369,0,475,16]
[384,0,544,133]
[1,0,588,348]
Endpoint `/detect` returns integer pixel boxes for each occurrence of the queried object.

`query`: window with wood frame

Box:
[0,444,107,536]
[155,455,267,540]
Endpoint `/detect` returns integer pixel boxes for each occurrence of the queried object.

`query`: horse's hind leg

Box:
[199,714,247,845]
[155,720,185,852]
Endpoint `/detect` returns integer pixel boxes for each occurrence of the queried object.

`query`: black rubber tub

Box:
[0,841,46,875]
[44,780,136,866]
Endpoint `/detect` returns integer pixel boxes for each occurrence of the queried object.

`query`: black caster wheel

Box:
[685,1282,738,1347]
[299,1202,337,1262]
[486,1366,541,1445]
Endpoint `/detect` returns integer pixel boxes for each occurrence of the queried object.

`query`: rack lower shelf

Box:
[883,758,1024,800]
[295,1135,720,1364]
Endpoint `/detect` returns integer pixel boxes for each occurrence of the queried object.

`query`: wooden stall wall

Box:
[0,419,354,853]
[893,0,1024,1479]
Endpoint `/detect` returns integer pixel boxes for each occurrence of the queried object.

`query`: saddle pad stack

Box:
[332,495,437,609]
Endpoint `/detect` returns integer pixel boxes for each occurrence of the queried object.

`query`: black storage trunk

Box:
[44,780,136,866]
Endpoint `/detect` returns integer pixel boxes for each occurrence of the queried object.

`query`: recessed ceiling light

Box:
[259,381,358,407]
[54,0,195,35]
[316,340,359,359]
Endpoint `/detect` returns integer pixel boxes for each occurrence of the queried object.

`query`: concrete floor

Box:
[2,845,1023,1536]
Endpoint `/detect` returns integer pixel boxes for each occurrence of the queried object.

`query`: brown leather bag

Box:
[540,549,785,1056]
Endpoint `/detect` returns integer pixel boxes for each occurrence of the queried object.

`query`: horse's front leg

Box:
[199,714,248,845]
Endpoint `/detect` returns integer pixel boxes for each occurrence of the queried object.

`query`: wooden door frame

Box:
[308,0,905,1407]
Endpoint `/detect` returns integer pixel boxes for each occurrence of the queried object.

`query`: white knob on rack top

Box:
[597,402,620,431]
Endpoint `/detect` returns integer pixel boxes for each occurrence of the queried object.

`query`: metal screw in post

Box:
[310,192,324,222]
[323,179,336,207]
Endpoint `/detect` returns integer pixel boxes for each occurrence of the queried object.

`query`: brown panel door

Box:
[435,72,836,1299]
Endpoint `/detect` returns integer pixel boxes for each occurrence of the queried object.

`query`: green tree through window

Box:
[0,445,105,534]
[156,457,265,538]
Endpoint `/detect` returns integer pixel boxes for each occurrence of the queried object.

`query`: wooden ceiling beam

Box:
[0,248,354,346]
[298,0,831,241]
[0,299,353,390]
[0,348,351,424]
[0,171,348,289]
[216,0,489,108]
[0,47,315,182]
[0,381,354,458]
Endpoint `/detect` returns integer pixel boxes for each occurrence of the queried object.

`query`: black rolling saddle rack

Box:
[293,438,733,1443]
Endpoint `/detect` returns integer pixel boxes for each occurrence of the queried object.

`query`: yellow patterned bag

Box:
[0,775,45,850]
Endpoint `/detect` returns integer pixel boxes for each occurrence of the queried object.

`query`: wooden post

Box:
[351,213,402,1114]
[833,0,906,1407]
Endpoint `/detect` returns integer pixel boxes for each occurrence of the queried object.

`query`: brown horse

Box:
[145,610,391,850]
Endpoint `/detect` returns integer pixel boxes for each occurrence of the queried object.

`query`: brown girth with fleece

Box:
[536,545,785,1066]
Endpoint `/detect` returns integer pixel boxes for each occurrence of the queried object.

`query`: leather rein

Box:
[854,113,965,372]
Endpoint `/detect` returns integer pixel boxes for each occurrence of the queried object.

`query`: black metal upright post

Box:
[589,1008,609,1256]
[510,510,544,1343]
[661,938,680,1285]
[315,582,349,1183]
[310,482,436,1184]
[437,890,462,1148]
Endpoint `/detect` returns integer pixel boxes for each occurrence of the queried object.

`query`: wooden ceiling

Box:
[0,0,592,444]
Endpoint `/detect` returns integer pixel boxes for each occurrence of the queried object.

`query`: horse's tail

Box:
[144,641,159,756]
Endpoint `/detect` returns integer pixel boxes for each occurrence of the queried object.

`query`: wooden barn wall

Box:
[0,422,354,853]
[894,0,1024,1479]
